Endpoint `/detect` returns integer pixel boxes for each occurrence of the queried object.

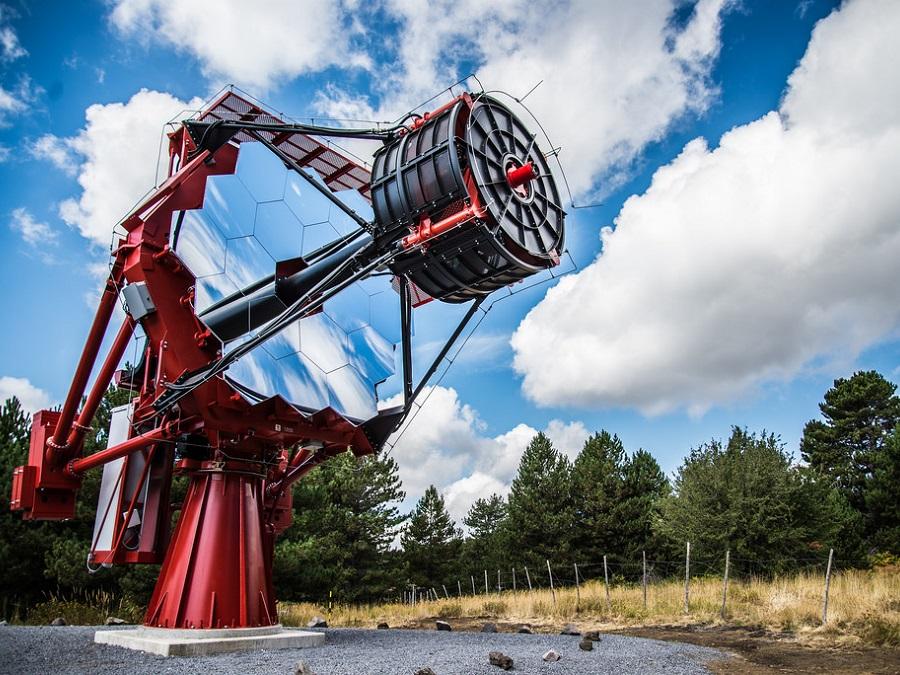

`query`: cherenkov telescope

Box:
[9,88,565,632]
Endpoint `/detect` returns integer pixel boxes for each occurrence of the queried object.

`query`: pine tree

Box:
[571,431,626,562]
[570,433,670,565]
[801,371,900,510]
[504,432,573,569]
[865,425,900,553]
[800,371,900,547]
[275,451,405,603]
[462,494,508,577]
[465,494,508,539]
[615,449,670,562]
[401,485,461,587]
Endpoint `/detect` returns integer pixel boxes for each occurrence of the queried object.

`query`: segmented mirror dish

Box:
[172,142,400,422]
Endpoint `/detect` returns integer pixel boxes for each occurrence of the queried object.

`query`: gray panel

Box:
[122,282,156,320]
[91,403,134,557]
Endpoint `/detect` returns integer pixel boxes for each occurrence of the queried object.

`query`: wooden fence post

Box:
[442,584,449,599]
[574,562,581,607]
[512,567,517,592]
[822,548,834,624]
[458,579,462,597]
[720,549,730,619]
[642,550,647,610]
[603,554,611,611]
[684,541,691,613]
[484,569,489,595]
[471,575,476,596]
[497,569,501,593]
[432,587,438,601]
[547,559,557,606]
[412,583,416,606]
[525,566,533,592]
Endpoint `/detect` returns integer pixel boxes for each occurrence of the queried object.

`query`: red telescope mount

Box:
[9,88,565,630]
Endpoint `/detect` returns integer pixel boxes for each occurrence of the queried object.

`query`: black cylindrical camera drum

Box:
[371,94,565,303]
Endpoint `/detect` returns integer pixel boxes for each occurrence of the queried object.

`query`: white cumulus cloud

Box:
[443,472,508,525]
[108,0,370,91]
[386,385,588,521]
[511,0,900,415]
[0,375,52,414]
[56,89,202,247]
[318,0,732,193]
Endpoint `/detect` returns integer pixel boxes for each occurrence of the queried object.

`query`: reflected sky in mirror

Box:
[172,141,399,422]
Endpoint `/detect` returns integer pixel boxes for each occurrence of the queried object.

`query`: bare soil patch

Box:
[610,624,900,674]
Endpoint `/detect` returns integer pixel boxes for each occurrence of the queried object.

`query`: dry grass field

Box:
[280,567,900,648]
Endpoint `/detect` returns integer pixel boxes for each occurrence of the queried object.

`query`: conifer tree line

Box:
[0,370,898,611]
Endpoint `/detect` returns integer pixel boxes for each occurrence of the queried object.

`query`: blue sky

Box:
[1,0,898,520]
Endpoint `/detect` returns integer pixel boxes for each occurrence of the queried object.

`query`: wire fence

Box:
[400,543,854,624]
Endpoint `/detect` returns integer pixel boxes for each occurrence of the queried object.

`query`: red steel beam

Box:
[48,277,121,462]
[68,426,168,476]
[401,202,487,249]
[66,316,136,451]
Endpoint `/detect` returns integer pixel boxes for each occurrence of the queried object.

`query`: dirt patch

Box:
[610,625,900,674]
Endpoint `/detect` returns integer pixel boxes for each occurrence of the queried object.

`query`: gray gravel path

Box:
[0,625,727,674]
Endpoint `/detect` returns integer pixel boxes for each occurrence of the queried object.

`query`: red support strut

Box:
[48,277,121,464]
[66,316,135,452]
[68,425,169,476]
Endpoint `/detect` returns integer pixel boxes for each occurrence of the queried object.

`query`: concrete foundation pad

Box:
[94,624,325,656]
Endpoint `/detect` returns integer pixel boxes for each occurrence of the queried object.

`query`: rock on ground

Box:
[579,637,594,651]
[488,651,513,670]
[543,649,561,662]
[481,623,496,633]
[436,620,452,631]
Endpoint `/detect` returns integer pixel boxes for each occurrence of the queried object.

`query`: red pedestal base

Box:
[144,468,277,629]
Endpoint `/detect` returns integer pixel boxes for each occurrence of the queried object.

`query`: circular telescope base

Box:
[144,467,278,629]
[94,624,324,657]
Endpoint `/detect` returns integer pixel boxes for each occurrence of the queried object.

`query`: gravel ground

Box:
[0,625,727,674]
